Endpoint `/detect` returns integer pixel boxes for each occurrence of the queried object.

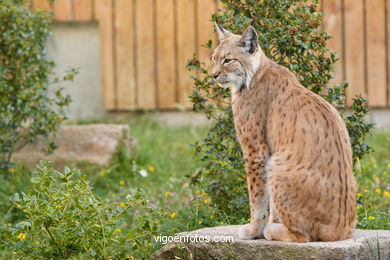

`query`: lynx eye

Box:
[223,58,234,64]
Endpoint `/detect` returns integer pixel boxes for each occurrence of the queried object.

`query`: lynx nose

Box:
[212,72,220,79]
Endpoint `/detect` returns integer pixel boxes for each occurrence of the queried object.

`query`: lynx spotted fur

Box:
[210,24,357,242]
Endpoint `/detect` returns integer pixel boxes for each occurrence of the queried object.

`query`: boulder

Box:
[12,124,132,166]
[151,225,390,260]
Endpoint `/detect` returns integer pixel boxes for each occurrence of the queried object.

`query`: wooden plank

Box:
[344,0,366,105]
[366,0,387,107]
[73,0,93,21]
[54,0,73,21]
[95,0,116,110]
[156,0,176,109]
[115,0,136,110]
[197,0,218,65]
[135,0,156,109]
[322,0,344,86]
[33,0,51,11]
[216,0,225,11]
[177,0,196,106]
[387,0,390,107]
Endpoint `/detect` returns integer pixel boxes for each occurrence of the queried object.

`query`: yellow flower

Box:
[120,202,126,208]
[204,170,210,175]
[368,216,375,220]
[247,218,251,222]
[387,163,390,170]
[164,191,171,196]
[55,204,62,209]
[113,228,121,234]
[383,171,388,176]
[201,192,207,197]
[375,188,381,194]
[148,166,155,172]
[133,241,137,246]
[198,221,202,224]
[357,205,362,210]
[17,233,26,241]
[7,223,11,227]
[384,191,390,198]
[364,189,368,193]
[9,168,15,173]
[357,193,362,198]
[203,198,211,204]
[195,189,201,195]
[119,180,125,186]
[129,257,135,260]
[99,170,105,177]
[233,187,240,193]
[170,212,176,219]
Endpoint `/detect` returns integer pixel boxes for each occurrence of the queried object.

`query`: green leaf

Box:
[14,193,20,202]
[30,177,41,184]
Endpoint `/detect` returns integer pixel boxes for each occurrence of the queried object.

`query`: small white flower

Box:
[139,169,148,177]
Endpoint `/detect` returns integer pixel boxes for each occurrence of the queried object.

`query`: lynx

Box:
[210,23,357,242]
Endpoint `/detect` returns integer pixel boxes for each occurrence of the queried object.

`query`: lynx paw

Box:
[263,223,310,243]
[238,223,264,240]
[263,223,274,241]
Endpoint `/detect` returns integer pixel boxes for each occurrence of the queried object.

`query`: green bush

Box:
[0,0,76,172]
[189,0,373,223]
[0,161,164,259]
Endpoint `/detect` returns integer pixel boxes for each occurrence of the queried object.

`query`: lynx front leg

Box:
[268,197,277,224]
[238,153,269,240]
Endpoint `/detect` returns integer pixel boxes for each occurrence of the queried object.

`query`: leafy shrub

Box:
[0,0,76,171]
[0,161,164,259]
[189,0,373,222]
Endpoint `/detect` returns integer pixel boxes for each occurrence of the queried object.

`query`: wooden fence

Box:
[31,0,390,110]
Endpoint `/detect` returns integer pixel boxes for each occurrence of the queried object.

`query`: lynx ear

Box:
[215,22,231,41]
[238,26,259,54]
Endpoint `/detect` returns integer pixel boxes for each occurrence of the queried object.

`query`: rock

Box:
[12,124,132,166]
[151,225,390,260]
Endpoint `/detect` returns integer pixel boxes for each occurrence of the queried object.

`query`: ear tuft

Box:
[214,22,231,41]
[238,26,259,54]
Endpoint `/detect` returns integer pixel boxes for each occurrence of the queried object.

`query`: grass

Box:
[0,115,389,257]
[356,127,390,230]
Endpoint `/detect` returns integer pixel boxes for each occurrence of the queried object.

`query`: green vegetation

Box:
[0,116,210,258]
[1,161,162,259]
[356,128,390,230]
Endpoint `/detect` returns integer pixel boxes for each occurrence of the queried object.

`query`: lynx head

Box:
[211,23,262,92]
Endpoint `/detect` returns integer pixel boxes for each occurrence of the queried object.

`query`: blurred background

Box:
[30,0,390,126]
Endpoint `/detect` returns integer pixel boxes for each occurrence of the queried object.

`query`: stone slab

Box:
[12,124,131,166]
[151,225,390,260]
